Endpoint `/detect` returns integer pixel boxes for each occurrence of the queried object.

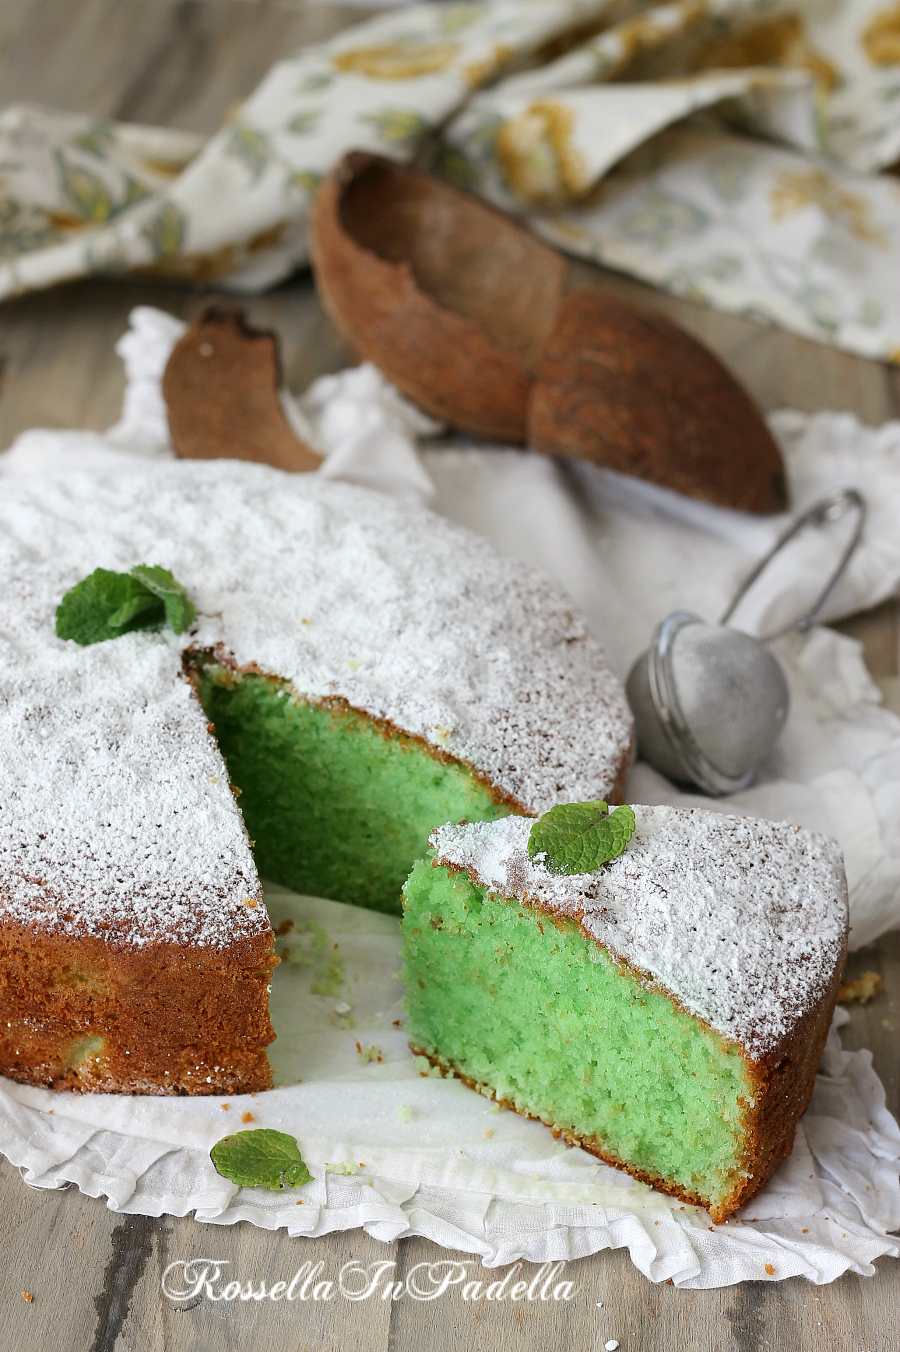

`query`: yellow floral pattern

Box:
[691,14,840,92]
[359,108,430,146]
[863,2,900,64]
[332,42,460,80]
[495,101,588,205]
[769,169,888,246]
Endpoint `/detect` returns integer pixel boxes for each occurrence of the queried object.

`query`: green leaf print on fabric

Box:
[297,72,333,94]
[359,108,429,147]
[141,201,186,258]
[707,151,757,203]
[614,188,709,251]
[288,171,323,198]
[71,122,116,158]
[0,199,60,258]
[225,125,271,183]
[55,153,116,223]
[287,111,321,135]
[761,253,843,332]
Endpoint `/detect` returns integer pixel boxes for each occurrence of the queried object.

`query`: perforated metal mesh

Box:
[670,624,789,779]
[628,620,790,791]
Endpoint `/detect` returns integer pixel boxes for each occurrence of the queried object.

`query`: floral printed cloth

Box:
[1,0,899,360]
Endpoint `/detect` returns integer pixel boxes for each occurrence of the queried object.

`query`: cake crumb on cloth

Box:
[838,973,884,1004]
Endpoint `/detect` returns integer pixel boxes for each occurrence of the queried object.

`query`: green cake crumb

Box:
[277,917,346,997]
[413,1054,444,1078]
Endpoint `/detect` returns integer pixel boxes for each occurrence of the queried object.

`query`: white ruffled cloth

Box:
[1,306,898,1284]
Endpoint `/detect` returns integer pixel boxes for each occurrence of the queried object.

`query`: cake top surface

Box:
[0,459,631,948]
[429,807,848,1057]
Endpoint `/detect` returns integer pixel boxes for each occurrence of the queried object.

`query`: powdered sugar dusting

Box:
[0,460,631,948]
[430,808,848,1057]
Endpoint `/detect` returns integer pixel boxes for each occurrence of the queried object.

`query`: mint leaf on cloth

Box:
[527,801,636,876]
[210,1129,313,1191]
[55,565,195,645]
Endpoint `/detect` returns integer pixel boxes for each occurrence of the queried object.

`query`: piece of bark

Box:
[162,308,322,473]
[310,152,565,444]
[528,291,788,514]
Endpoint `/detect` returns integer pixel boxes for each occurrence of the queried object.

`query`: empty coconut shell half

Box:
[310,152,787,514]
[311,150,563,446]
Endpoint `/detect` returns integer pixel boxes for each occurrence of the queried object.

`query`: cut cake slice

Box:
[400,807,848,1222]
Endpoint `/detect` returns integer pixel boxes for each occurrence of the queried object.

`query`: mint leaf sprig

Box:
[56,564,196,646]
[527,801,636,876]
[210,1129,313,1191]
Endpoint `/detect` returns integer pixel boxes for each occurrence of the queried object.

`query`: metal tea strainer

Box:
[625,487,866,796]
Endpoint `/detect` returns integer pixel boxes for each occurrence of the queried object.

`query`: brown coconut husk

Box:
[528,291,788,513]
[311,151,788,514]
[310,151,565,445]
[162,307,322,473]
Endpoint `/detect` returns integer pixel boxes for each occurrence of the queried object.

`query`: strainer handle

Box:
[720,487,866,640]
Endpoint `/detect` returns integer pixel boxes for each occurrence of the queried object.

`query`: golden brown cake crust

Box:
[0,921,276,1095]
[718,937,846,1220]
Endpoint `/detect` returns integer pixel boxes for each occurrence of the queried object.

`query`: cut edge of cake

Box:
[0,916,278,1096]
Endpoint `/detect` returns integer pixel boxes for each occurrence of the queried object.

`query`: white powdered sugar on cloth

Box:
[431,807,849,1057]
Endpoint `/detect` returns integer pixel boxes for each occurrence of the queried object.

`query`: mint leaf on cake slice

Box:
[527,800,636,875]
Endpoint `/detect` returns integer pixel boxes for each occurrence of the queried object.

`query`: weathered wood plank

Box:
[0,0,377,132]
[0,1161,398,1352]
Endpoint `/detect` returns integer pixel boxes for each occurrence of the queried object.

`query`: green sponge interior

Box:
[401,857,754,1209]
[193,660,510,914]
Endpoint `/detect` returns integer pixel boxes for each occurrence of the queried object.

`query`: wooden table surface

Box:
[1,3,898,1349]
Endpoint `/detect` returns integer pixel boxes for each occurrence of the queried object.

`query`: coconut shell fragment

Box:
[162,307,322,473]
[311,152,565,444]
[309,152,789,513]
[528,292,788,513]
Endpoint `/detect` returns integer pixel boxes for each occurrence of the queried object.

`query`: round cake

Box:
[0,459,633,1094]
